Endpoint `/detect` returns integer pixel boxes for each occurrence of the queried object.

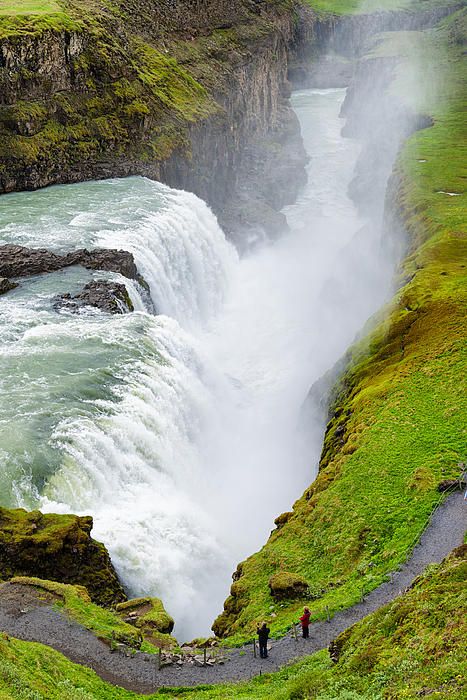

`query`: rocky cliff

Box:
[0,0,309,242]
[0,508,126,606]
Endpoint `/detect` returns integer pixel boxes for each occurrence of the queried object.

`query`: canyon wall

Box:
[0,0,308,242]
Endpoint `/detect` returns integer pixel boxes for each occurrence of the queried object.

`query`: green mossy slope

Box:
[213,8,467,643]
[0,546,465,699]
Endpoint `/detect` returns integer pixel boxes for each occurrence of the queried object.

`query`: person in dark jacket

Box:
[257,621,270,658]
[299,606,311,638]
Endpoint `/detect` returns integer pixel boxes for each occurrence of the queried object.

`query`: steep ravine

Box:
[213,7,466,642]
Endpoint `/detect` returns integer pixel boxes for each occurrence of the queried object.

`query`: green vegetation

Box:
[8,577,179,653]
[302,0,458,17]
[213,7,467,644]
[116,597,177,648]
[0,0,81,37]
[0,508,125,607]
[0,546,465,698]
[0,1,61,16]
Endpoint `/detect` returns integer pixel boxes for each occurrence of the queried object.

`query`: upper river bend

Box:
[0,88,398,640]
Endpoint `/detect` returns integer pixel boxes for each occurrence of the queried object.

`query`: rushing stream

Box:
[0,89,396,640]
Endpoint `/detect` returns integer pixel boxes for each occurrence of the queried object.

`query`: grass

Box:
[213,6,467,644]
[0,546,465,699]
[0,0,81,37]
[302,0,459,16]
[10,577,145,649]
[0,1,61,15]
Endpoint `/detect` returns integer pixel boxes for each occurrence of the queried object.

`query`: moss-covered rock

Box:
[0,508,125,607]
[268,571,309,600]
[116,597,174,635]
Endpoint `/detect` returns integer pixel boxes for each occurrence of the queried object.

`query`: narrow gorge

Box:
[0,1,465,698]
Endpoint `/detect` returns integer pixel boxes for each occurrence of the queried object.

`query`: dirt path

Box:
[0,490,465,694]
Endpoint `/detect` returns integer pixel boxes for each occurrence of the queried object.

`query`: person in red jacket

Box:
[299,606,311,638]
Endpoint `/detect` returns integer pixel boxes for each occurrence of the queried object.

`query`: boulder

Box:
[0,277,18,295]
[55,280,134,314]
[274,511,293,529]
[0,245,64,277]
[116,596,174,635]
[268,571,309,600]
[0,507,126,607]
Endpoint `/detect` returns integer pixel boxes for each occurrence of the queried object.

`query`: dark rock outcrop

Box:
[64,249,138,279]
[0,507,126,607]
[0,277,18,295]
[56,279,134,314]
[0,245,64,278]
[0,244,138,280]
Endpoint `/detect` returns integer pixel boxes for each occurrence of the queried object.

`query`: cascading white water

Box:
[1,88,397,640]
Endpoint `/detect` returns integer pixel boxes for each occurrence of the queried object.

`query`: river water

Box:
[0,89,395,639]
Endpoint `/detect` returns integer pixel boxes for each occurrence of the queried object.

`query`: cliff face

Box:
[0,0,309,241]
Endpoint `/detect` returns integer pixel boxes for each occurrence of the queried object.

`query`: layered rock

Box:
[0,0,308,243]
[0,508,126,607]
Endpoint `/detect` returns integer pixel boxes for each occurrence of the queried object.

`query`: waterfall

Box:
[1,89,399,640]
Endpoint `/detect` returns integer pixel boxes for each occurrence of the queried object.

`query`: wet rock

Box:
[268,571,309,601]
[0,277,18,295]
[0,244,138,280]
[0,245,64,277]
[64,248,138,279]
[55,280,134,314]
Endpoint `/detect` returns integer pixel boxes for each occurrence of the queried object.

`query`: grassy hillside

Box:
[302,0,458,16]
[213,6,467,643]
[0,545,464,699]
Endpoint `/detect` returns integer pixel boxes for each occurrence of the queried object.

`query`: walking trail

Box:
[0,491,465,694]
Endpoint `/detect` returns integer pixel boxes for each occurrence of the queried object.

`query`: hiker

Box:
[257,621,270,658]
[299,606,311,638]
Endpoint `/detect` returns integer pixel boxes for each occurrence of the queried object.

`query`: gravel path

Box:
[0,491,465,693]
